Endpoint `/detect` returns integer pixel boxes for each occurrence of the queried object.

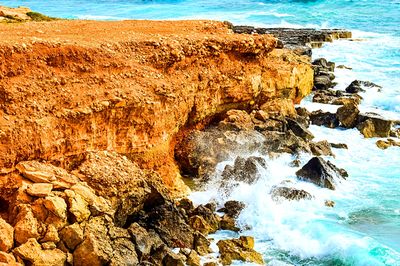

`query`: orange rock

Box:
[0,218,13,252]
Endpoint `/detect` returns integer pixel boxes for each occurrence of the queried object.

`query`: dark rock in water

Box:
[270,186,313,201]
[337,103,360,128]
[221,156,266,184]
[220,214,240,232]
[313,89,361,105]
[296,157,347,190]
[325,200,335,207]
[286,118,314,141]
[337,65,352,70]
[314,75,333,91]
[376,139,400,150]
[189,205,220,234]
[330,143,348,149]
[218,200,245,218]
[262,130,310,155]
[310,140,334,156]
[313,58,335,72]
[231,26,351,56]
[310,110,339,128]
[193,232,212,256]
[346,80,382,94]
[357,113,393,138]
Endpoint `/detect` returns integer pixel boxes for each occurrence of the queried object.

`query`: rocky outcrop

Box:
[217,236,264,265]
[296,157,348,190]
[0,19,313,196]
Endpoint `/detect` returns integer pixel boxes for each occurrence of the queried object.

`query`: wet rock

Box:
[357,113,393,138]
[345,80,382,94]
[312,89,361,105]
[220,215,240,232]
[0,218,13,252]
[314,75,332,90]
[286,118,314,141]
[330,143,348,149]
[221,156,266,184]
[296,157,347,190]
[218,200,245,218]
[376,139,400,149]
[295,107,310,125]
[190,205,220,234]
[185,250,201,266]
[310,110,339,128]
[337,65,352,70]
[193,232,212,256]
[310,140,334,156]
[325,200,335,207]
[337,103,360,128]
[13,238,67,266]
[26,183,53,197]
[217,236,264,265]
[270,186,313,201]
[262,130,310,155]
[189,215,215,235]
[313,58,335,72]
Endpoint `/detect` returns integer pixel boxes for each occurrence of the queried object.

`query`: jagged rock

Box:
[270,186,313,201]
[219,110,254,131]
[217,236,264,265]
[337,103,360,128]
[313,58,335,72]
[330,143,348,149]
[262,130,311,155]
[193,232,212,256]
[163,251,186,266]
[31,195,68,229]
[13,238,67,266]
[376,139,400,149]
[109,238,139,266]
[64,189,91,223]
[0,251,20,265]
[60,223,84,250]
[41,242,57,250]
[314,75,332,90]
[128,223,163,258]
[313,89,361,105]
[190,205,220,234]
[41,224,60,243]
[296,157,347,190]
[310,110,339,128]
[218,201,245,218]
[357,113,393,138]
[70,183,112,216]
[73,217,114,266]
[345,80,382,94]
[185,250,201,266]
[310,140,334,156]
[222,156,266,184]
[325,200,335,207]
[176,198,195,212]
[189,215,215,235]
[203,262,218,266]
[14,205,40,245]
[286,118,314,141]
[0,218,13,252]
[145,203,195,248]
[26,183,53,197]
[220,215,240,232]
[15,161,80,189]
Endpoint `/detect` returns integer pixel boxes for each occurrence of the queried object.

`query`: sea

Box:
[2,0,399,265]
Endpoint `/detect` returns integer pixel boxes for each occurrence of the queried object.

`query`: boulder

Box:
[221,156,266,184]
[270,186,313,201]
[190,205,220,234]
[14,205,40,245]
[193,232,212,256]
[109,238,139,266]
[376,139,400,150]
[313,58,335,72]
[219,110,254,131]
[357,113,392,138]
[185,250,201,266]
[296,157,347,190]
[286,118,314,141]
[26,183,53,197]
[217,236,264,265]
[0,251,19,265]
[336,103,360,128]
[64,189,91,223]
[189,215,215,235]
[0,218,13,252]
[218,200,245,218]
[345,80,382,94]
[163,251,186,266]
[220,215,240,232]
[13,238,67,266]
[310,110,339,128]
[60,223,84,250]
[314,75,332,90]
[310,140,334,156]
[41,224,60,243]
[128,223,163,258]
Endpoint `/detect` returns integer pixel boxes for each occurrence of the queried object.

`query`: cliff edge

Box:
[0,19,313,195]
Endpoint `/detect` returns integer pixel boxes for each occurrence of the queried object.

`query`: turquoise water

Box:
[2,0,400,265]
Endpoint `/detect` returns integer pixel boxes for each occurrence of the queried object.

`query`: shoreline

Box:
[0,6,399,266]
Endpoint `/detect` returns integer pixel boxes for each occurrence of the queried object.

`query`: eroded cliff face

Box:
[0,20,313,195]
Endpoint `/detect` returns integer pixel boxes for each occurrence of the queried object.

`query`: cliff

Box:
[0,19,313,195]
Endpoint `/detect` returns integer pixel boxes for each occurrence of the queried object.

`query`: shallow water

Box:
[2,0,400,264]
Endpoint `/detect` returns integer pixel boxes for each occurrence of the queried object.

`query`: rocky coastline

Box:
[0,6,399,266]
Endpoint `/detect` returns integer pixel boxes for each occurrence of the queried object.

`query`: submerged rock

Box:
[376,139,400,149]
[217,236,264,265]
[270,186,313,201]
[296,157,347,190]
[345,80,382,93]
[337,103,360,128]
[218,200,246,218]
[221,156,266,184]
